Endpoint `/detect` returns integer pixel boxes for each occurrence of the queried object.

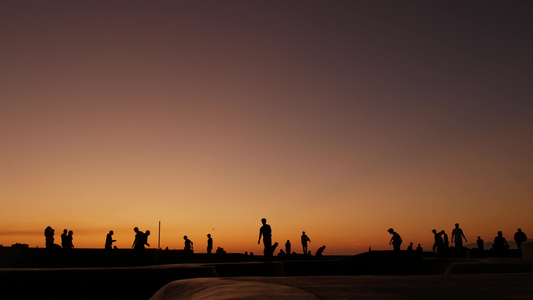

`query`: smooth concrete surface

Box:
[152,274,533,300]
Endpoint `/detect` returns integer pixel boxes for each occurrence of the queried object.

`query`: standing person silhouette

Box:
[477,236,484,251]
[142,230,150,248]
[258,218,272,257]
[184,235,193,251]
[44,226,55,249]
[432,229,441,253]
[132,227,145,250]
[451,223,467,248]
[105,230,116,250]
[388,228,402,251]
[285,240,291,255]
[61,229,68,249]
[441,230,449,248]
[64,230,74,249]
[514,228,527,250]
[301,231,311,254]
[207,234,213,254]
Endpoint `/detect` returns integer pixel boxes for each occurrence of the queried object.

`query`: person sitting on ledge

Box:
[492,231,509,255]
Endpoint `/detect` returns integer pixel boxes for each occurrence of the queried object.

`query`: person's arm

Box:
[258,229,263,244]
[462,233,467,243]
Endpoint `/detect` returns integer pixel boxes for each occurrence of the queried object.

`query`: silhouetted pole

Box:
[158,221,161,250]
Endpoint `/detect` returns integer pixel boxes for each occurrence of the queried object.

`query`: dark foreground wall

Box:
[0,265,217,300]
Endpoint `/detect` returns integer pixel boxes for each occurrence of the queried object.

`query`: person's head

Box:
[184,235,188,240]
[440,230,445,234]
[63,229,67,234]
[261,218,267,225]
[109,230,114,235]
[432,229,436,234]
[455,223,459,228]
[68,230,73,235]
[518,228,522,232]
[207,234,211,238]
[302,231,305,234]
[388,228,394,234]
[134,227,139,233]
[287,240,290,243]
[410,242,413,245]
[497,231,503,237]
[146,230,150,236]
[478,236,481,239]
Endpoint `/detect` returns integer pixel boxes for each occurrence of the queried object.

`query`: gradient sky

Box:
[1,1,532,255]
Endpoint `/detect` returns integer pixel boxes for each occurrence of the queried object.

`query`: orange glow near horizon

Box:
[1,2,532,256]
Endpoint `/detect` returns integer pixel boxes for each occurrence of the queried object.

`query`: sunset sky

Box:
[1,1,532,255]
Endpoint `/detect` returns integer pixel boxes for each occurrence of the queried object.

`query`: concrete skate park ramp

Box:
[151,277,318,300]
[151,274,533,300]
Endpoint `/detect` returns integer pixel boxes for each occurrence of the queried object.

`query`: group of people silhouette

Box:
[258,218,326,258]
[389,223,528,256]
[43,222,527,257]
[44,226,74,249]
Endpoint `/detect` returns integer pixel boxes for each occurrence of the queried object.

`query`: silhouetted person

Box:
[407,242,413,251]
[441,230,449,248]
[316,245,326,258]
[416,244,423,253]
[61,229,68,248]
[132,227,145,250]
[477,236,484,251]
[285,240,291,255]
[63,230,74,249]
[388,228,402,251]
[105,230,116,250]
[258,218,272,257]
[207,234,213,254]
[514,228,527,250]
[184,235,193,251]
[432,229,441,253]
[44,226,57,249]
[493,231,509,254]
[142,230,150,248]
[301,231,311,254]
[451,223,467,248]
[277,249,286,257]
